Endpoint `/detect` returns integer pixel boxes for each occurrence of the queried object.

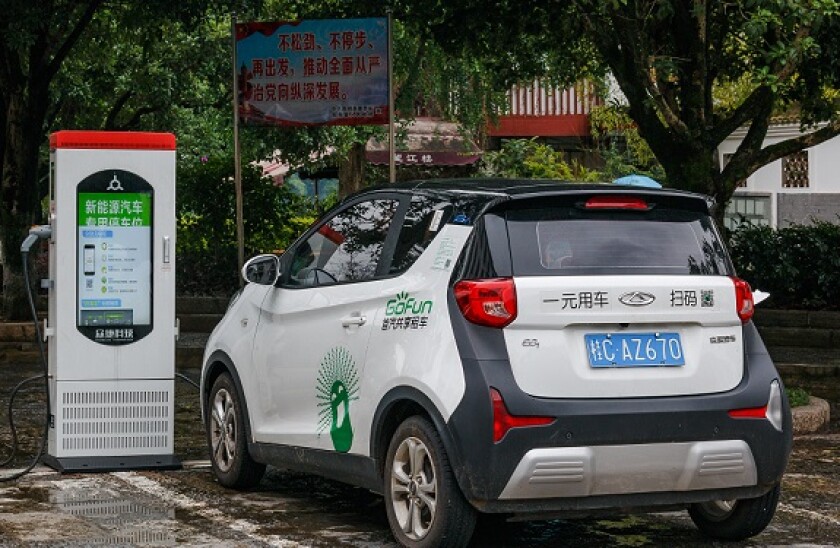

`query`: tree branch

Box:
[771,25,811,83]
[572,3,674,151]
[42,0,104,84]
[613,6,690,139]
[709,86,773,146]
[118,105,162,130]
[719,93,774,192]
[744,120,840,176]
[103,90,134,130]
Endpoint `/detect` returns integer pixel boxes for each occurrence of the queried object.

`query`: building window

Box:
[724,195,771,231]
[782,151,809,188]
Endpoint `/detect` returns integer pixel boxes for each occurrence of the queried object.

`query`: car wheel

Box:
[689,482,781,541]
[206,372,266,488]
[384,416,476,547]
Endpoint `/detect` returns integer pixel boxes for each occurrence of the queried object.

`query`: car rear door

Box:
[497,193,747,398]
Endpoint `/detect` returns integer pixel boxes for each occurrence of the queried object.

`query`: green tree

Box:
[588,104,666,181]
[178,155,317,295]
[398,0,840,216]
[0,0,224,319]
[1,1,102,319]
[480,138,600,181]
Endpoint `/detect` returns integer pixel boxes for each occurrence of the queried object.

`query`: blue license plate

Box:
[584,333,684,368]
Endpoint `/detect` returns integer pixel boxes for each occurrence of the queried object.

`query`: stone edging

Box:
[792,396,831,435]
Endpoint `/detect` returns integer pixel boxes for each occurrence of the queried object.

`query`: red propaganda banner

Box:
[235,18,389,126]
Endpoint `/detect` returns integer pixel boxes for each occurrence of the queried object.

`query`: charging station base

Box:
[43,454,182,474]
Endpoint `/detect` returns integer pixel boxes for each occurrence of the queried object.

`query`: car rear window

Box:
[505,205,731,276]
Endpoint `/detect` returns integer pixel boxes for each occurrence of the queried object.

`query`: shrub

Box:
[177,155,318,296]
[480,138,601,181]
[728,220,840,310]
[786,387,810,408]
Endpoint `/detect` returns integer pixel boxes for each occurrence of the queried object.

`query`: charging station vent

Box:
[54,381,175,457]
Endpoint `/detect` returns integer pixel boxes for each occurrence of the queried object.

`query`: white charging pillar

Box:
[45,131,180,472]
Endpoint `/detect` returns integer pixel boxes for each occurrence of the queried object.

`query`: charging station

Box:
[44,131,180,472]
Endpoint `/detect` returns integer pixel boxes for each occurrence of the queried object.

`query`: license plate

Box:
[584,333,684,368]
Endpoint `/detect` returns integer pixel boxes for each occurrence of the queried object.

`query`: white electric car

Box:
[201,179,792,547]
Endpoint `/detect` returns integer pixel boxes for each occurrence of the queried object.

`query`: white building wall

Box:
[720,123,840,227]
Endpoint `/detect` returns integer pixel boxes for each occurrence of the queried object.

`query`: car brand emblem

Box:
[619,291,656,306]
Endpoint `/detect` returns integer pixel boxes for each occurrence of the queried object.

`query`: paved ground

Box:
[0,362,838,546]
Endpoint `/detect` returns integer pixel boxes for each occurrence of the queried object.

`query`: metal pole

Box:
[387,10,396,183]
[231,12,245,284]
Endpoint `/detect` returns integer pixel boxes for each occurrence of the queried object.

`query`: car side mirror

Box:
[241,254,281,285]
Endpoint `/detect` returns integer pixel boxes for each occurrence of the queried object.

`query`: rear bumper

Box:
[499,440,756,500]
[445,320,793,514]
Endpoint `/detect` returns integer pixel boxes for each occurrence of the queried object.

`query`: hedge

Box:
[728,221,840,310]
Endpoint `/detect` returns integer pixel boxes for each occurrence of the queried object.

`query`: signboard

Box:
[235,18,389,126]
[365,150,482,166]
[76,170,153,345]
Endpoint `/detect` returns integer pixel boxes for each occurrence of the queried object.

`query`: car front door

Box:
[250,195,404,453]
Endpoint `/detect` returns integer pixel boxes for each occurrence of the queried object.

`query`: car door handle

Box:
[341,314,367,327]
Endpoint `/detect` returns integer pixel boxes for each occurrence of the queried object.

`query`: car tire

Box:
[688,482,781,541]
[384,416,477,547]
[206,372,266,489]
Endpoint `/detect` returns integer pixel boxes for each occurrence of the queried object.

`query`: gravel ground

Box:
[0,360,837,546]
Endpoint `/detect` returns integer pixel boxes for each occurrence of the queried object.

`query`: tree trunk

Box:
[338,141,366,199]
[0,238,30,321]
[1,91,44,320]
[652,144,732,226]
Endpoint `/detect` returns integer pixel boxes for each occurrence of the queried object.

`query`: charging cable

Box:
[0,225,52,482]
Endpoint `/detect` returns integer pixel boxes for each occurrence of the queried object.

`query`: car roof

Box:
[356,178,714,214]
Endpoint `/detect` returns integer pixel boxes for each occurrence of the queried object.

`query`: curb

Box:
[792,396,831,435]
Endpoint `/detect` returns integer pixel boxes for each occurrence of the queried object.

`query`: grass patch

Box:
[786,387,810,408]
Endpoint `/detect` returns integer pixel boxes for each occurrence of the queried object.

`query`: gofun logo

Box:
[385,291,433,316]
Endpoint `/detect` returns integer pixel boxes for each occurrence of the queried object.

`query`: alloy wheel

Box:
[390,436,438,540]
[211,388,237,472]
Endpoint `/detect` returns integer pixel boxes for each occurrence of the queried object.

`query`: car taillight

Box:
[728,381,784,432]
[454,278,517,328]
[728,406,767,419]
[731,277,755,323]
[490,388,554,443]
[584,196,648,210]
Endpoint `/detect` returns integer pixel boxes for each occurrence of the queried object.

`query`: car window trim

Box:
[375,196,410,278]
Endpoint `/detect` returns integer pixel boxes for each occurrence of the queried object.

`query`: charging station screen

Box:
[77,170,153,344]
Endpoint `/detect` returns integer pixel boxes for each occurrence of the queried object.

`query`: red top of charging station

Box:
[50,130,176,150]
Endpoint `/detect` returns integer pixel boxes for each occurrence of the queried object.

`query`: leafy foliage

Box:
[52,9,230,132]
[399,0,840,217]
[588,105,666,182]
[177,154,318,295]
[728,221,840,310]
[480,139,601,181]
[786,387,811,408]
